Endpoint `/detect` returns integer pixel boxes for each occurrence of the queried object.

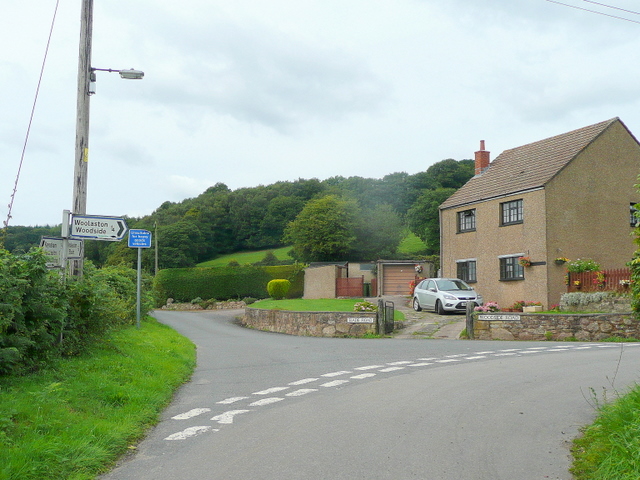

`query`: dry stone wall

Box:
[242,308,377,337]
[474,312,639,341]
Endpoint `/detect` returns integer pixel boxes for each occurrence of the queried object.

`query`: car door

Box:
[422,279,438,310]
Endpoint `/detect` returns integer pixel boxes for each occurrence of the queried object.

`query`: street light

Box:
[71,0,143,275]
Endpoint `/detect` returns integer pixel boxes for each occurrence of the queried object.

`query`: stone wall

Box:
[242,308,377,337]
[474,312,639,341]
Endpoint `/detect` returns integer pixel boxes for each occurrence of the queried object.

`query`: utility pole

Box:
[71,0,93,276]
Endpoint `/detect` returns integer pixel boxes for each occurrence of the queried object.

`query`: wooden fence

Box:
[567,268,631,293]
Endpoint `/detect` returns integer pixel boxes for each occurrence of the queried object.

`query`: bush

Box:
[267,279,291,299]
[153,264,305,305]
[567,258,601,273]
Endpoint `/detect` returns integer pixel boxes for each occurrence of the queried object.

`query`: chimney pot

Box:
[475,140,490,175]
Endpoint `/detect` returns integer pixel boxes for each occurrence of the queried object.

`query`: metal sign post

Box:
[128,229,152,328]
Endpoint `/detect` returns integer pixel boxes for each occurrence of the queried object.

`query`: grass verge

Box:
[0,317,196,480]
[572,384,640,479]
[197,246,293,267]
[251,298,405,321]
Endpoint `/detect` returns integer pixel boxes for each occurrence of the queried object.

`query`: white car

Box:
[412,278,483,314]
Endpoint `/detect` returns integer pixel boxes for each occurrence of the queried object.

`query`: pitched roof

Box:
[440,118,623,210]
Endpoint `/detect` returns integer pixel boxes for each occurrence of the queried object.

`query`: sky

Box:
[2,0,640,227]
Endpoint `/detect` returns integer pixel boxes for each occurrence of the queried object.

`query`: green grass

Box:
[572,384,640,479]
[251,298,404,321]
[0,318,196,480]
[197,246,293,267]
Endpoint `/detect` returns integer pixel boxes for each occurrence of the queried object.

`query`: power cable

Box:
[1,0,60,246]
[546,0,640,24]
[582,0,640,17]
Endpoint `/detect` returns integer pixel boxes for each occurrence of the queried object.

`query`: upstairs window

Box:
[499,255,524,281]
[500,199,523,226]
[457,209,476,233]
[456,259,477,283]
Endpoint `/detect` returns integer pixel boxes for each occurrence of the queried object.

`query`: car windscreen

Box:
[436,279,471,291]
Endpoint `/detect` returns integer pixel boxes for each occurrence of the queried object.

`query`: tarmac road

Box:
[100,309,640,480]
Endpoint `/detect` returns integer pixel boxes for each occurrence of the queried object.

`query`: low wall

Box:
[474,312,639,341]
[243,308,377,337]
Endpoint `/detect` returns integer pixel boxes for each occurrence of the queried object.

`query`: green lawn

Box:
[0,318,196,480]
[197,246,293,267]
[252,298,404,321]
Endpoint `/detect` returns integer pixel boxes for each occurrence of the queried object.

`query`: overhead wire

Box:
[545,0,640,24]
[1,0,61,245]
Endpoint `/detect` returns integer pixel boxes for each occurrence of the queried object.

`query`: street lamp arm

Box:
[91,67,144,79]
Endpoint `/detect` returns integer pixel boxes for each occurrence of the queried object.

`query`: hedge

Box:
[152,264,305,305]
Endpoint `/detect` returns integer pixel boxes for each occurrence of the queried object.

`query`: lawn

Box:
[252,298,405,321]
[197,246,293,267]
[0,318,196,480]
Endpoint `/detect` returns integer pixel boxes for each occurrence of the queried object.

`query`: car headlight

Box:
[443,293,457,301]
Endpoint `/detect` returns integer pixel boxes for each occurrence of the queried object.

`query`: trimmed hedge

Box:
[152,264,305,305]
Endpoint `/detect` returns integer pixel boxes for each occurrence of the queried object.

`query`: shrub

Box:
[474,301,499,312]
[354,301,377,312]
[567,258,601,273]
[267,279,291,299]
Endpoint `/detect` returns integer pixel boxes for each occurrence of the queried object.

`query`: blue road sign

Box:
[128,229,152,248]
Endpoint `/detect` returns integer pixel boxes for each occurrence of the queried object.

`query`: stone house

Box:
[439,117,640,309]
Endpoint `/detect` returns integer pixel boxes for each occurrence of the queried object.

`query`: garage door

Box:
[382,264,416,295]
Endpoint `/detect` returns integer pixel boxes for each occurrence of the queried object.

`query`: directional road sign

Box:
[128,229,152,248]
[40,237,84,268]
[70,214,127,241]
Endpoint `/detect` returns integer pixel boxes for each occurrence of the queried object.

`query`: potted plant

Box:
[554,257,569,265]
[518,256,532,267]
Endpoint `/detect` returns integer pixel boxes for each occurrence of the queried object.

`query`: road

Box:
[100,309,640,480]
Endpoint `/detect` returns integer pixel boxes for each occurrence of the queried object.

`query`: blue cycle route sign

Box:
[128,229,152,248]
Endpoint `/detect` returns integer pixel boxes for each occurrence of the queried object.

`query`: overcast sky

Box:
[2,0,640,227]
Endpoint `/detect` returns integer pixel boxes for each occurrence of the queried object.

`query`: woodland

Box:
[2,159,473,270]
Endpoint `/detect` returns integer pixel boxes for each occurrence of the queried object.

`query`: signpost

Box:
[40,237,84,268]
[70,214,127,241]
[128,229,152,328]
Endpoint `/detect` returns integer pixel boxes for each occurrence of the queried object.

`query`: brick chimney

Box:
[475,140,490,175]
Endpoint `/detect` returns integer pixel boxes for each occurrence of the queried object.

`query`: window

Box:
[456,259,477,283]
[500,199,523,226]
[631,203,638,227]
[457,209,476,232]
[499,255,524,281]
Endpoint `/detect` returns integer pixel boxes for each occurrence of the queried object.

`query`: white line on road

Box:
[321,380,350,387]
[379,366,405,372]
[217,397,249,404]
[493,353,518,357]
[171,408,211,420]
[351,373,376,379]
[322,371,352,377]
[165,426,216,441]
[416,357,437,361]
[354,365,385,370]
[250,397,285,407]
[211,410,250,424]
[444,354,468,358]
[387,361,413,365]
[408,362,433,367]
[289,378,319,385]
[464,356,487,360]
[286,389,318,397]
[435,359,460,363]
[252,387,289,395]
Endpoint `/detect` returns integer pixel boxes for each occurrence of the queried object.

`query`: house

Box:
[439,118,640,309]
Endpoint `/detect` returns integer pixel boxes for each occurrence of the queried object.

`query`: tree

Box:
[351,204,404,260]
[406,188,456,254]
[283,195,358,262]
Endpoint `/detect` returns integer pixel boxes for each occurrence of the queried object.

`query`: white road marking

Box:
[547,348,570,352]
[211,410,250,424]
[165,426,216,440]
[354,365,384,370]
[572,347,592,350]
[417,357,437,361]
[351,373,376,379]
[286,389,318,397]
[436,359,460,363]
[387,361,412,365]
[217,397,249,404]
[499,349,521,352]
[171,408,211,420]
[464,356,487,360]
[445,354,468,358]
[249,397,285,407]
[322,371,352,377]
[526,347,548,350]
[252,387,289,395]
[321,380,349,387]
[379,366,405,372]
[289,378,319,385]
[519,350,542,354]
[493,353,518,357]
[408,362,433,367]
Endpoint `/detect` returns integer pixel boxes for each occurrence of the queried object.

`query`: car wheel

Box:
[436,300,446,315]
[413,297,422,312]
